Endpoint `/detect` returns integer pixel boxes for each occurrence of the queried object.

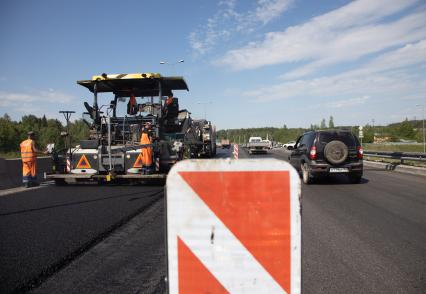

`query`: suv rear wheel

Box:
[301,163,314,184]
[324,140,349,164]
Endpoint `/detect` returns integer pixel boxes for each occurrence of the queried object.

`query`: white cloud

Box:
[0,89,74,108]
[255,0,293,24]
[241,39,426,103]
[286,39,426,81]
[326,96,370,109]
[216,0,424,72]
[189,0,292,56]
[0,90,79,123]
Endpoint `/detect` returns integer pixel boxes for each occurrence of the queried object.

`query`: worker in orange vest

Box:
[127,93,138,115]
[20,131,43,188]
[140,122,153,174]
[165,94,174,106]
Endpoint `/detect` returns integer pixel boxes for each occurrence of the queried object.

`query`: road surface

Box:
[0,147,424,293]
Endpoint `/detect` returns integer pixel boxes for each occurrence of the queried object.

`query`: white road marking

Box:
[0,182,51,197]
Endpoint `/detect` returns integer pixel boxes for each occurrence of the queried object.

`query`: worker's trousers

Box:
[22,160,37,183]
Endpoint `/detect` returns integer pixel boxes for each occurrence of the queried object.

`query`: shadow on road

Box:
[0,189,163,217]
[306,175,370,185]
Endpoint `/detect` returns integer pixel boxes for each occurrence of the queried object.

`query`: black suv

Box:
[289,130,363,184]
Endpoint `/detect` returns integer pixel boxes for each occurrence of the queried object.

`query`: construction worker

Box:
[127,93,138,115]
[165,93,174,106]
[140,122,153,174]
[20,131,43,188]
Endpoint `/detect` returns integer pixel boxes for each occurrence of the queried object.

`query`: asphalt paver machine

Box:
[46,73,201,185]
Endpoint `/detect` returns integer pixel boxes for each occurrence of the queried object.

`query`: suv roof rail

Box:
[318,128,352,132]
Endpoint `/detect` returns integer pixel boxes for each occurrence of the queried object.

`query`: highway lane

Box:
[32,195,168,294]
[0,183,163,293]
[241,147,426,293]
[0,148,233,293]
[2,146,424,293]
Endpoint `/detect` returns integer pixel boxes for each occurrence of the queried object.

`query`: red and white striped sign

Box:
[66,158,71,173]
[166,159,301,293]
[233,144,239,159]
[155,157,160,171]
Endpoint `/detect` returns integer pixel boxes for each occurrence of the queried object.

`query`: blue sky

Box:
[1,0,425,129]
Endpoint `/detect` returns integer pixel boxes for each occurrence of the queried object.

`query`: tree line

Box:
[0,114,89,156]
[1,114,422,156]
[217,117,423,144]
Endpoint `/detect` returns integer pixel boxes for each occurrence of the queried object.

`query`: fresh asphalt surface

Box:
[0,147,425,293]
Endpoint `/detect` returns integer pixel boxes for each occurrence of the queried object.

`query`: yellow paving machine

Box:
[45,73,204,185]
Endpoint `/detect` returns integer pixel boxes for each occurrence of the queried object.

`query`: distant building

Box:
[373,134,392,143]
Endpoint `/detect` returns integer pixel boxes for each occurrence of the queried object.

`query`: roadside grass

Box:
[363,144,424,153]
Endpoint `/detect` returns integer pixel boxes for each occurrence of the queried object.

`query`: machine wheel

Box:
[205,146,212,158]
[301,163,314,184]
[54,178,67,186]
[183,147,191,159]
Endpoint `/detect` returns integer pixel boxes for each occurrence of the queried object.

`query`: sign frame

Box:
[166,158,302,294]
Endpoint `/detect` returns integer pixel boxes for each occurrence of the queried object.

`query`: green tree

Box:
[398,118,415,139]
[328,116,335,128]
[69,119,90,145]
[41,115,48,127]
[320,118,327,129]
[0,116,20,152]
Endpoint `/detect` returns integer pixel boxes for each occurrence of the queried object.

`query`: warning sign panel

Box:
[166,159,301,293]
[76,154,91,169]
[133,153,143,168]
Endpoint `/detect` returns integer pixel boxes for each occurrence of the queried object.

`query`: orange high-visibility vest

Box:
[20,139,36,163]
[166,97,173,105]
[140,131,153,166]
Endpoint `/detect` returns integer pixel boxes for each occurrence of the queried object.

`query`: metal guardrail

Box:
[364,151,426,164]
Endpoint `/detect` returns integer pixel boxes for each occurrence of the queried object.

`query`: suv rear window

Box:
[318,132,357,147]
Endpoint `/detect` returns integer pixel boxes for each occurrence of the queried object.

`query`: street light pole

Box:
[160,59,184,75]
[416,104,425,153]
[197,101,212,119]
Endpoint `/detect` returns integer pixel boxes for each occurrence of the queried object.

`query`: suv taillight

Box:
[357,146,363,159]
[310,146,317,160]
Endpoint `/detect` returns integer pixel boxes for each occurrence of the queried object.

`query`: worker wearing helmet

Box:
[20,131,43,187]
[140,122,153,174]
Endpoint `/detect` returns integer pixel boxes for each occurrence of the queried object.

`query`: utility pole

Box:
[416,104,425,153]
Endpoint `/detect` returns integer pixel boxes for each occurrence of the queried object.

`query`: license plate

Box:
[329,168,349,173]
